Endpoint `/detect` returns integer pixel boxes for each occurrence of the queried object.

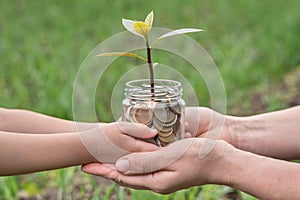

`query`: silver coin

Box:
[153,119,172,132]
[153,118,174,133]
[169,102,182,115]
[153,114,177,128]
[153,105,176,123]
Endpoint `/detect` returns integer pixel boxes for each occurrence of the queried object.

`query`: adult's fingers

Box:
[116,122,157,139]
[185,122,189,132]
[116,139,195,174]
[81,163,149,190]
[185,107,202,136]
[81,163,115,176]
[183,132,192,138]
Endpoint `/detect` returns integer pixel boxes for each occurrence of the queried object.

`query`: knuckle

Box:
[150,183,162,193]
[128,155,152,173]
[152,185,169,194]
[141,158,154,173]
[150,179,171,194]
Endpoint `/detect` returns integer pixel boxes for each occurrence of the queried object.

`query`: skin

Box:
[185,106,300,159]
[82,106,300,200]
[0,107,158,176]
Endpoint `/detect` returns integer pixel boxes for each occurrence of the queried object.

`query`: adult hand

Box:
[79,122,158,163]
[186,106,300,159]
[82,138,235,194]
[185,107,234,145]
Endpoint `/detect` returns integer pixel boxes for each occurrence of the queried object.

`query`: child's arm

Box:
[0,130,94,175]
[0,107,94,134]
[0,122,157,176]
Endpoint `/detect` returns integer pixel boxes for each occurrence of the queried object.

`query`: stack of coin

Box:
[123,101,183,147]
[153,103,182,146]
[122,83,184,146]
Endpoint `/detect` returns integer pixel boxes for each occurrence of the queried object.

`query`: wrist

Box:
[75,128,100,164]
[205,140,238,185]
[225,115,261,152]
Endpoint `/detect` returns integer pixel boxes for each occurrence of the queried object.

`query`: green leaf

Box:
[95,52,147,62]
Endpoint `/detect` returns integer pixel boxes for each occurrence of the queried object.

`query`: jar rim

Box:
[125,79,183,102]
[126,79,182,88]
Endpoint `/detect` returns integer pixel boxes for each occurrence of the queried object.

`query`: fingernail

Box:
[116,159,129,173]
[150,128,157,135]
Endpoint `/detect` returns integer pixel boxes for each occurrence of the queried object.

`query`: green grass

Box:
[1,0,300,199]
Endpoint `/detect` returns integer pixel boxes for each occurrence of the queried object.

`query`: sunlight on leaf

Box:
[133,21,150,36]
[96,52,147,62]
[157,28,203,40]
[122,18,143,37]
[145,11,153,28]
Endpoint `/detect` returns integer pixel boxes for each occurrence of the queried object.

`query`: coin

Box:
[169,102,182,115]
[153,115,177,129]
[130,104,153,125]
[158,129,173,137]
[158,134,175,143]
[154,136,162,147]
[154,105,176,123]
[173,117,181,136]
[153,119,173,132]
[160,141,169,147]
[157,124,173,133]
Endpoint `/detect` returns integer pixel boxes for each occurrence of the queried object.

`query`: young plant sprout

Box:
[96,11,203,95]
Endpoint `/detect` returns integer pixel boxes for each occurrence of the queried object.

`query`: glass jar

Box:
[122,79,185,147]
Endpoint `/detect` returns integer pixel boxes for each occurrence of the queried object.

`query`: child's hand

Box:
[79,122,158,163]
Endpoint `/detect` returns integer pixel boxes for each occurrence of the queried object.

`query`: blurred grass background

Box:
[0,0,299,199]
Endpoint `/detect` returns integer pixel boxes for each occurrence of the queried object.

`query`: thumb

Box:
[115,151,165,174]
[115,139,195,174]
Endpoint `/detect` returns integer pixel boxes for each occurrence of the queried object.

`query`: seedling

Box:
[97,11,203,95]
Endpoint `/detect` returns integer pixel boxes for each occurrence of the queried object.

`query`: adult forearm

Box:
[0,130,96,176]
[222,148,300,200]
[228,106,300,159]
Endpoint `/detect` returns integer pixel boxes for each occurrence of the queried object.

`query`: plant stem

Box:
[146,40,155,96]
